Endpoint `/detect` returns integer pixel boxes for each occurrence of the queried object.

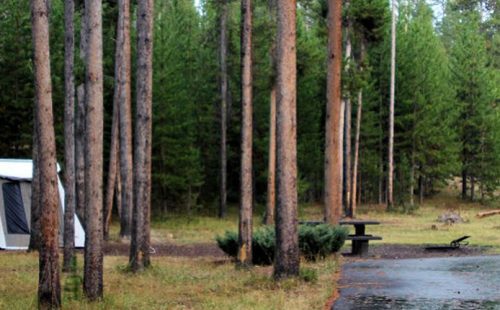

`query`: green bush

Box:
[216,224,347,265]
[299,224,348,261]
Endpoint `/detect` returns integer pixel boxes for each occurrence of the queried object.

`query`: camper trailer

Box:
[0,159,85,250]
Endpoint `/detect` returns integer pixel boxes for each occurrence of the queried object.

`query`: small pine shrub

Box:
[215,230,239,258]
[216,224,347,265]
[299,224,348,260]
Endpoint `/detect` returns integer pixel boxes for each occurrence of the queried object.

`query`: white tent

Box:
[0,159,85,250]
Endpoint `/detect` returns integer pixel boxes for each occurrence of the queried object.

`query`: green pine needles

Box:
[216,224,348,265]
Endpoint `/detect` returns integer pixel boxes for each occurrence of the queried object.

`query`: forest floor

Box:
[1,188,499,309]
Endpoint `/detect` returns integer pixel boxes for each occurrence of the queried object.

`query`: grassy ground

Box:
[0,253,339,309]
[1,189,498,309]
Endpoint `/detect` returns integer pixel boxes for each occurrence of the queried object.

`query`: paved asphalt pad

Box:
[334,256,500,309]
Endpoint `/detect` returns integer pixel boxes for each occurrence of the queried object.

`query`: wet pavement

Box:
[334,255,500,309]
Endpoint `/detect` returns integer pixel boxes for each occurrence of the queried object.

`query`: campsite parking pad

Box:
[334,255,500,309]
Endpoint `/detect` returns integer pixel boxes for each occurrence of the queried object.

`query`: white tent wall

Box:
[0,159,85,250]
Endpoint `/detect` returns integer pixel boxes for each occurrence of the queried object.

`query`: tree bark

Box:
[388,0,396,210]
[470,176,475,201]
[130,0,154,272]
[265,87,276,225]
[238,0,253,267]
[29,112,41,252]
[265,0,277,226]
[118,0,133,240]
[63,0,76,273]
[83,0,104,300]
[31,0,62,307]
[219,0,229,219]
[104,98,119,240]
[75,84,86,227]
[274,0,299,280]
[324,0,343,224]
[351,90,362,218]
[461,168,467,200]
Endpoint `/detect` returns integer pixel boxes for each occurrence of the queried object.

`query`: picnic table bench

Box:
[339,220,382,256]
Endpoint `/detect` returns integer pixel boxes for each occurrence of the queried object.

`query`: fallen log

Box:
[477,210,500,218]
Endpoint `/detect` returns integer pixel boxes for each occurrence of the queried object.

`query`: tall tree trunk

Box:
[31,0,62,306]
[378,111,384,205]
[219,0,229,219]
[351,90,362,218]
[63,0,76,273]
[418,174,424,204]
[274,0,299,280]
[343,2,352,217]
[83,0,104,300]
[75,84,86,227]
[387,0,396,210]
[461,168,467,200]
[410,154,415,206]
[324,0,343,224]
[265,87,276,225]
[265,0,277,226]
[29,113,41,252]
[470,177,475,201]
[238,0,253,266]
[130,0,154,272]
[104,86,120,240]
[118,0,133,240]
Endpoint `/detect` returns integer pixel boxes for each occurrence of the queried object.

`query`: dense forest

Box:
[0,0,498,217]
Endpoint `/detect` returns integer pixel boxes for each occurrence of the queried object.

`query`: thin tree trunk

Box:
[29,112,41,252]
[219,0,228,219]
[75,84,86,227]
[324,0,343,224]
[351,90,362,218]
[265,0,277,226]
[343,3,352,217]
[115,163,122,221]
[265,87,276,225]
[470,177,475,201]
[63,0,76,273]
[418,174,424,204]
[410,156,415,206]
[83,0,104,300]
[388,0,396,210]
[238,0,253,266]
[118,0,133,240]
[104,85,120,240]
[461,168,467,200]
[274,0,299,280]
[31,0,61,306]
[130,0,154,272]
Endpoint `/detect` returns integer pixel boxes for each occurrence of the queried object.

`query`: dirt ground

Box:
[103,241,227,258]
[101,241,488,261]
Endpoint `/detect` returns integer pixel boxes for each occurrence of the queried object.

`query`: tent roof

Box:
[0,159,61,181]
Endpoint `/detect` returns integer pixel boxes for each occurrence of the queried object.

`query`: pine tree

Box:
[31,0,61,306]
[83,0,104,300]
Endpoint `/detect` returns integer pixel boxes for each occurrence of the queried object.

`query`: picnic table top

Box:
[339,220,380,226]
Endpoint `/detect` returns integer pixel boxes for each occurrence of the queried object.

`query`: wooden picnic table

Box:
[340,220,382,256]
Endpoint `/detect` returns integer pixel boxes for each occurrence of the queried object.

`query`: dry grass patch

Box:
[0,252,340,310]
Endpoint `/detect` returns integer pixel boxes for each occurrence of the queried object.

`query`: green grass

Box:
[0,253,339,309]
[2,188,499,309]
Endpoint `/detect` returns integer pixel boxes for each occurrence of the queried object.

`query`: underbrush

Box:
[216,224,348,265]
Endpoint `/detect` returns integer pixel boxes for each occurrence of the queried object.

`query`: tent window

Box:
[2,182,30,234]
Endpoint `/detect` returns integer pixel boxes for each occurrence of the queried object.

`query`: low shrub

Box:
[299,224,348,261]
[216,224,347,265]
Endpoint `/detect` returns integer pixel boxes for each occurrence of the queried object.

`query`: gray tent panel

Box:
[2,182,30,234]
